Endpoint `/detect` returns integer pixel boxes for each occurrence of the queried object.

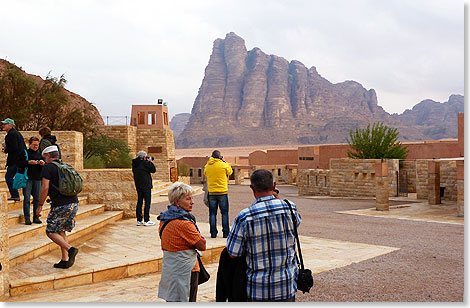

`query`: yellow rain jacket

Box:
[204,157,233,195]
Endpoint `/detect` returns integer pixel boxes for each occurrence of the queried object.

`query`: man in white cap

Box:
[37,145,79,269]
[1,118,26,201]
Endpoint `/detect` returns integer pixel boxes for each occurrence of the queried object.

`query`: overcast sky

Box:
[0,0,464,121]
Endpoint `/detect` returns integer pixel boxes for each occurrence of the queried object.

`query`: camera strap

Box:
[284,199,305,271]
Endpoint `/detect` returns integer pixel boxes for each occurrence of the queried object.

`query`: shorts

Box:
[46,202,79,234]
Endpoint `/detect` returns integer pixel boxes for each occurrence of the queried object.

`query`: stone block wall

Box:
[0,191,9,299]
[415,159,457,201]
[0,131,83,170]
[457,161,464,217]
[136,128,176,182]
[416,159,429,200]
[401,160,417,193]
[440,161,457,201]
[329,159,398,197]
[297,169,330,196]
[97,125,137,155]
[80,169,137,218]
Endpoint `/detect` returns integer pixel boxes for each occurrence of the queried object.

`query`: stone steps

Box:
[8,196,88,226]
[8,209,123,267]
[8,219,226,297]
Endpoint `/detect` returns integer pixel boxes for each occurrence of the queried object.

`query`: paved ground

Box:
[152,184,464,302]
[5,184,464,302]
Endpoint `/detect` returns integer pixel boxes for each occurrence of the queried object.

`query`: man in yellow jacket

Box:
[204,150,233,238]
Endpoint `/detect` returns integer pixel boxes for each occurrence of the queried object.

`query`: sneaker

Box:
[53,260,69,269]
[33,218,42,224]
[67,247,79,267]
[143,221,156,226]
[25,220,32,225]
[136,221,144,226]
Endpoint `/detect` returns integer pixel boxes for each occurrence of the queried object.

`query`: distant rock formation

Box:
[0,59,104,126]
[170,113,191,139]
[169,32,463,148]
[392,94,464,140]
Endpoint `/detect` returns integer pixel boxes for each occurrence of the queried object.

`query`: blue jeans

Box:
[208,194,229,237]
[136,189,152,222]
[23,180,41,222]
[5,165,19,198]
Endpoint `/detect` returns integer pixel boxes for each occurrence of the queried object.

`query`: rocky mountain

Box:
[172,32,462,148]
[392,94,464,140]
[169,113,191,139]
[0,59,104,126]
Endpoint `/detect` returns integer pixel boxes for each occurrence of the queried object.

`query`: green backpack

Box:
[50,161,83,196]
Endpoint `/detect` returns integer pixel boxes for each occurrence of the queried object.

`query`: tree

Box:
[0,62,96,135]
[347,122,409,159]
[83,134,132,168]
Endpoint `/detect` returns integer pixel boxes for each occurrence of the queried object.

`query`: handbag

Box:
[284,199,314,294]
[196,253,210,285]
[12,150,29,190]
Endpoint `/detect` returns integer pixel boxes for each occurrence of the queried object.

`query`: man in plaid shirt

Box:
[226,169,302,301]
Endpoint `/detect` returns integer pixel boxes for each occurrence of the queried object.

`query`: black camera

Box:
[146,156,154,161]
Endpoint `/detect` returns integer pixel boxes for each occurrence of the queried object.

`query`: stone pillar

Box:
[0,191,10,299]
[428,161,441,205]
[233,168,244,185]
[457,161,464,217]
[375,162,389,211]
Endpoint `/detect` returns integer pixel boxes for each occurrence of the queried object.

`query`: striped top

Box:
[226,195,302,300]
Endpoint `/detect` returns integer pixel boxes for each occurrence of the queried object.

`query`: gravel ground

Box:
[150,184,464,302]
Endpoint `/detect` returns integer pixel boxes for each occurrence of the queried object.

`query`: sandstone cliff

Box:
[169,113,191,139]
[176,32,456,149]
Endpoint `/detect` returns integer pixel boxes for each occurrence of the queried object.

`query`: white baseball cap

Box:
[42,145,58,155]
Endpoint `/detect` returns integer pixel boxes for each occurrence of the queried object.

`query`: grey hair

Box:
[168,182,194,205]
[137,151,147,158]
[250,169,274,192]
[47,151,60,159]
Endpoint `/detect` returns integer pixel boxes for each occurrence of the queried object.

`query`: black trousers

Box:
[189,271,199,302]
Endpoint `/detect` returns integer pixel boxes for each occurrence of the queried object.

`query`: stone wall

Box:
[97,125,137,155]
[415,159,458,201]
[440,161,457,201]
[401,160,417,193]
[0,131,83,170]
[80,169,137,218]
[329,159,398,197]
[297,169,330,196]
[136,128,176,182]
[0,191,9,299]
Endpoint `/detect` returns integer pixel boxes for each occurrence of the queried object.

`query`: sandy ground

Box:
[150,184,464,302]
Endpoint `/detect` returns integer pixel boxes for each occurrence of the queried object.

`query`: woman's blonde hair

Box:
[168,182,194,205]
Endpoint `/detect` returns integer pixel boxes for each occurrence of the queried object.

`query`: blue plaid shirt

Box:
[226,195,302,300]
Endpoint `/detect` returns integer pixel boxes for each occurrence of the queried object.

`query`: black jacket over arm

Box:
[4,128,26,167]
[216,247,247,302]
[131,158,156,191]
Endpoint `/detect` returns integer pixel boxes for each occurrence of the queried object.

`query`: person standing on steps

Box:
[1,118,26,201]
[37,145,79,269]
[204,150,233,238]
[132,150,156,226]
[17,136,45,225]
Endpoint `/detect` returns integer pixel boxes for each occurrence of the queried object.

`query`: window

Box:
[138,112,145,125]
[198,169,202,177]
[163,112,169,125]
[299,157,314,161]
[278,169,281,176]
[190,169,193,177]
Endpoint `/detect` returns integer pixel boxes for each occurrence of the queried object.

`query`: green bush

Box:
[106,149,132,168]
[84,134,133,169]
[84,155,105,169]
[177,163,191,176]
[347,122,408,159]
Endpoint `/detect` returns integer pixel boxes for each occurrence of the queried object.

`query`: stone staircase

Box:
[3,175,210,299]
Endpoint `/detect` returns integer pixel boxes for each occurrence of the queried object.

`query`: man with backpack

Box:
[37,145,82,269]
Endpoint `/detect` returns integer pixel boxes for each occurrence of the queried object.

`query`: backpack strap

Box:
[159,219,174,238]
[49,160,62,191]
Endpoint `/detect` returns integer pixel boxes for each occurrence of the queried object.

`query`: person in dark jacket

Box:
[216,247,247,302]
[17,136,45,225]
[132,150,156,226]
[1,118,26,201]
[38,126,61,159]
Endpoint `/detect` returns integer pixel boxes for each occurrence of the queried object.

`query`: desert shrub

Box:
[177,162,192,176]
